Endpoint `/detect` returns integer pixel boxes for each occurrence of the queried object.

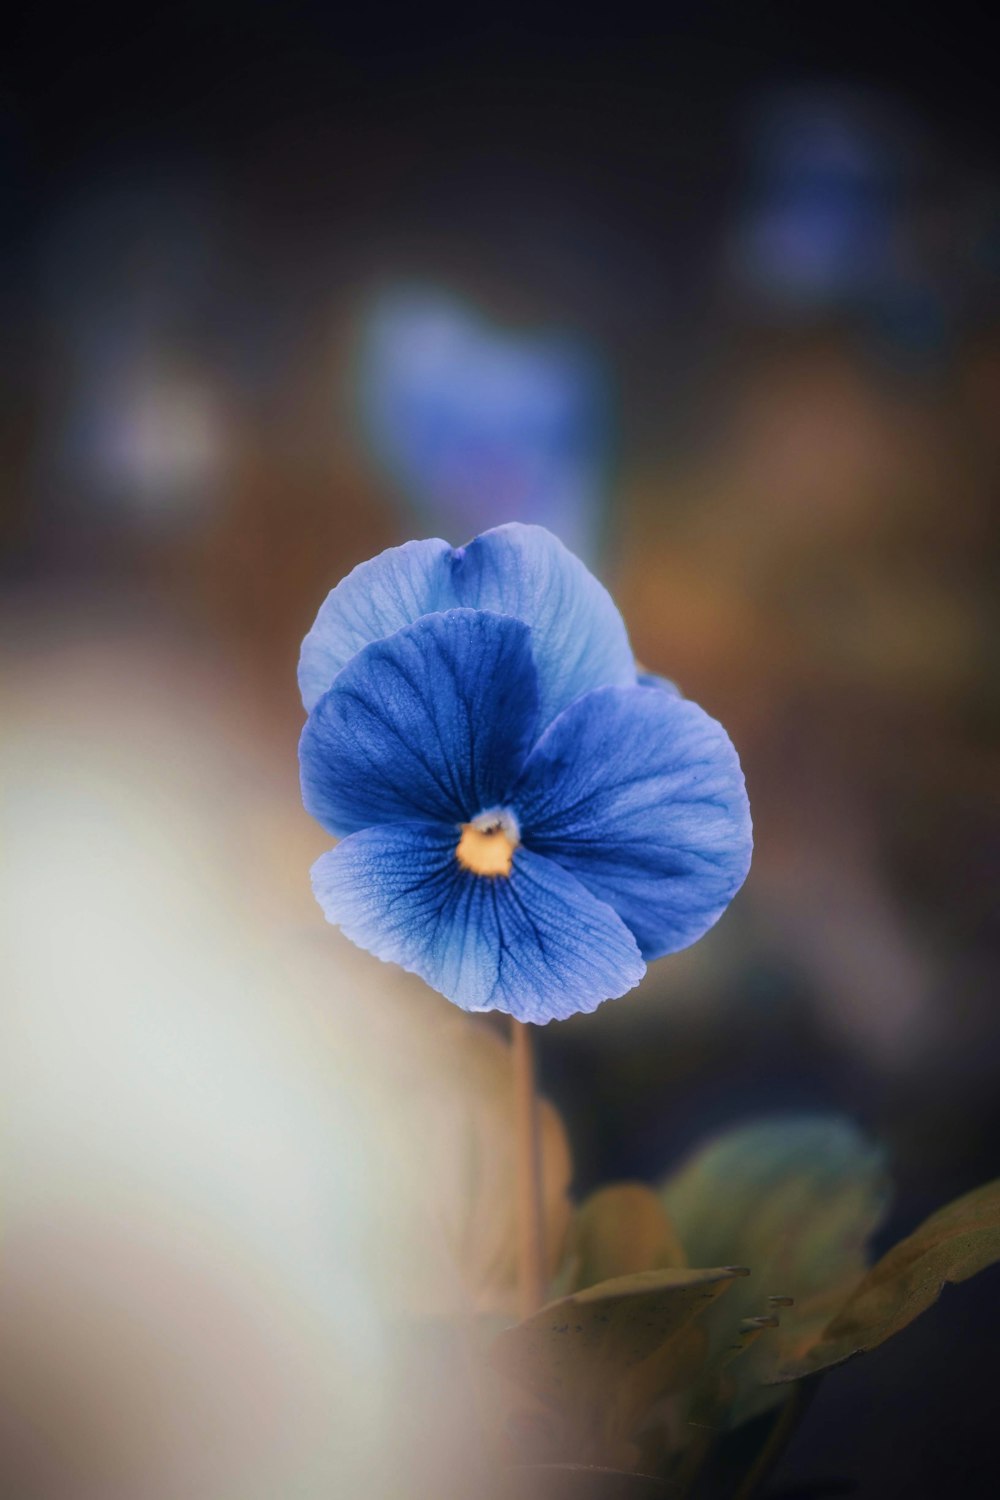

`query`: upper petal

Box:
[451,524,635,727]
[512,684,752,960]
[311,822,645,1022]
[297,523,635,724]
[300,609,539,837]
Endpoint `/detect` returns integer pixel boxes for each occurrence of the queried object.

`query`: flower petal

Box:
[300,610,539,837]
[635,670,682,696]
[512,685,752,960]
[450,524,635,726]
[311,824,645,1021]
[298,537,453,711]
[297,523,635,724]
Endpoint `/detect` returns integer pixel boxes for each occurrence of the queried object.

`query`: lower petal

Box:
[311,823,644,1023]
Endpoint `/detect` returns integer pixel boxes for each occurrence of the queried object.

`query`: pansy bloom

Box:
[299,524,751,1023]
[358,289,608,564]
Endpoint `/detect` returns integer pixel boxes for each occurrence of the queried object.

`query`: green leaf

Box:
[566,1184,687,1291]
[646,1311,787,1490]
[489,1267,747,1468]
[772,1177,1000,1380]
[661,1116,889,1426]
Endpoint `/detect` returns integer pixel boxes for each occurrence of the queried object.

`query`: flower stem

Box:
[732,1381,817,1500]
[511,1017,546,1319]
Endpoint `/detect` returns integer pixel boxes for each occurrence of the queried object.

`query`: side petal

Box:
[298,537,453,711]
[512,684,752,960]
[300,610,539,837]
[311,825,645,1021]
[452,523,636,726]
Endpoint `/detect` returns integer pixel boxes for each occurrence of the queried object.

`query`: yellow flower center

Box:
[455,810,519,878]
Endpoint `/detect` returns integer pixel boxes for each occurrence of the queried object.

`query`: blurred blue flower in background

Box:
[730,90,960,358]
[358,289,611,565]
[734,92,912,312]
[299,524,751,1021]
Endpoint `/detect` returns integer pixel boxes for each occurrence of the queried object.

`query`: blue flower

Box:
[299,524,752,1023]
[358,289,609,565]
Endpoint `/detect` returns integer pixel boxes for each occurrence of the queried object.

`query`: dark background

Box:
[3,5,999,1497]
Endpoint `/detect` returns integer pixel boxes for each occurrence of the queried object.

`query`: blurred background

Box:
[3,5,999,1496]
